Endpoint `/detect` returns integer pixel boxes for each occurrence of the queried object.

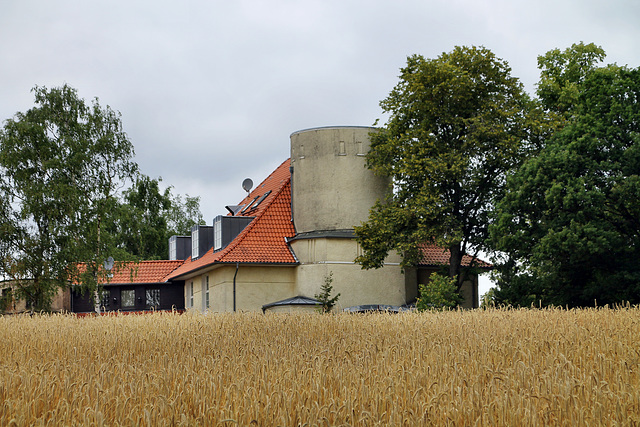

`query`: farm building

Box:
[160,126,486,313]
[3,126,487,315]
[69,261,185,313]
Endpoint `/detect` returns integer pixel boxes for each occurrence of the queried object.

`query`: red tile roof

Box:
[73,159,488,287]
[168,159,297,279]
[73,260,184,285]
[167,159,489,280]
[106,260,185,284]
[418,244,491,268]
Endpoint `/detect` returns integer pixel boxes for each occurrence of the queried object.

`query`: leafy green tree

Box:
[479,286,498,309]
[116,175,172,259]
[166,192,205,237]
[355,46,539,289]
[537,42,606,117]
[0,85,137,310]
[114,175,205,259]
[491,46,640,307]
[416,273,461,311]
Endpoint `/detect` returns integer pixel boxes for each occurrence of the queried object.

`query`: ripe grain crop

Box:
[1,308,639,426]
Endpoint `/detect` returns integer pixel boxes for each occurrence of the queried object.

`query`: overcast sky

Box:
[1,1,639,233]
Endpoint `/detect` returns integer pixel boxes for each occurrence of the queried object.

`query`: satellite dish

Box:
[104,256,114,271]
[242,178,253,193]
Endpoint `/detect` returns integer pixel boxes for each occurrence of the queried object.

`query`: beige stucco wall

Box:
[458,277,478,309]
[291,237,412,310]
[290,127,392,234]
[184,265,297,313]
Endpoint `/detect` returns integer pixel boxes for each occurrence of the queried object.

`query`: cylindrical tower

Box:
[289,126,409,309]
[290,126,391,234]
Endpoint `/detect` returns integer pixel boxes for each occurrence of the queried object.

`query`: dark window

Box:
[146,288,160,309]
[121,289,135,308]
[100,290,110,309]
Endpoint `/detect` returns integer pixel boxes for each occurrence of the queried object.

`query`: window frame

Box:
[214,217,222,251]
[100,289,110,309]
[205,276,210,310]
[189,281,194,308]
[121,288,136,309]
[191,228,200,259]
[145,287,161,310]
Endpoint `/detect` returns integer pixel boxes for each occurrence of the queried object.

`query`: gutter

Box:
[167,261,298,282]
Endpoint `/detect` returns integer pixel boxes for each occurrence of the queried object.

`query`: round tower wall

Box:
[290,126,392,234]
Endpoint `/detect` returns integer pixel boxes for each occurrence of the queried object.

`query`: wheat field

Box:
[0,308,639,426]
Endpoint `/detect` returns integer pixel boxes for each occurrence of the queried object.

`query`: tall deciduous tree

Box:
[0,85,137,310]
[490,47,640,307]
[117,175,172,260]
[537,42,606,117]
[115,175,204,259]
[355,46,538,287]
[166,192,205,238]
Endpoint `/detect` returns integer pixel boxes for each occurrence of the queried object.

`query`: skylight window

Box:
[241,195,260,213]
[250,190,271,211]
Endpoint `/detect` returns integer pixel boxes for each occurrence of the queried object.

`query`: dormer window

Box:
[191,226,200,259]
[212,215,253,251]
[190,225,214,260]
[214,216,222,251]
[168,235,191,260]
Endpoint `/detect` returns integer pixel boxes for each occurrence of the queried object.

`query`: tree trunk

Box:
[448,243,463,291]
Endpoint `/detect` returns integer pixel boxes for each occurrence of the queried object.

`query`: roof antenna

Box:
[242,178,253,194]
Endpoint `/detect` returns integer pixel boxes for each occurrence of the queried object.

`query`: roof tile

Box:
[168,160,296,279]
[104,260,184,284]
[167,159,489,279]
[418,244,491,268]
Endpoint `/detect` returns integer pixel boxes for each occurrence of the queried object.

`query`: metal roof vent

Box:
[225,205,244,216]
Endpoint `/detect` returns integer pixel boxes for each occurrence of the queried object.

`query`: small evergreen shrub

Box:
[315,272,340,313]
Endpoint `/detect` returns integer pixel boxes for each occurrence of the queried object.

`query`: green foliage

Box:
[314,272,340,313]
[537,42,606,117]
[114,175,205,260]
[490,45,640,307]
[479,287,497,309]
[355,46,541,286]
[0,287,12,312]
[165,192,205,237]
[416,273,461,311]
[0,84,137,310]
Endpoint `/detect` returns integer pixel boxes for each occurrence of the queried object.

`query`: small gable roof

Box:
[418,244,491,269]
[107,260,185,284]
[74,260,184,286]
[261,295,321,312]
[168,159,297,280]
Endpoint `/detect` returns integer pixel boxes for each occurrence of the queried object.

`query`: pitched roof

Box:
[418,244,491,269]
[103,260,184,285]
[168,159,297,279]
[166,158,489,280]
